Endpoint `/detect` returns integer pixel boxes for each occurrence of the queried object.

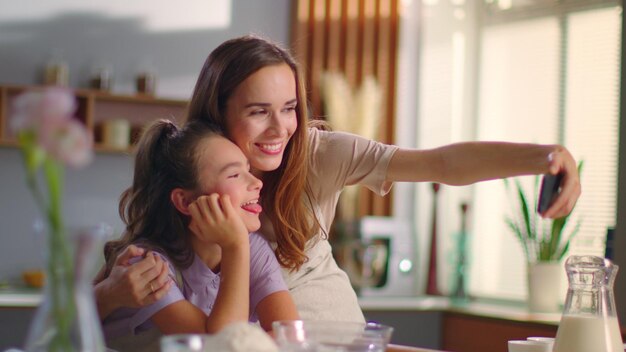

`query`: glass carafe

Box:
[553,255,623,352]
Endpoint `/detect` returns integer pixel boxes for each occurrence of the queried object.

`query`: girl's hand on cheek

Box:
[188,194,249,249]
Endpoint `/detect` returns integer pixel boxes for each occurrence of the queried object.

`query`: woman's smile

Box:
[225,63,298,173]
[256,142,283,154]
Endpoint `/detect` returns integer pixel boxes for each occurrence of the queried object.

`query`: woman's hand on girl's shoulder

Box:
[102,247,171,307]
[188,194,249,249]
[95,245,172,319]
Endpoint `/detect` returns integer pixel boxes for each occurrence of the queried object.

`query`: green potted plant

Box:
[504,162,583,312]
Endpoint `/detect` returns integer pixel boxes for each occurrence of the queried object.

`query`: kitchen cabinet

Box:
[364,310,442,349]
[442,312,558,352]
[364,296,626,352]
[361,296,563,351]
[0,84,188,153]
[0,307,35,350]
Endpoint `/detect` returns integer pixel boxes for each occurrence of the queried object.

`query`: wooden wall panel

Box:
[291,0,400,218]
[291,0,310,76]
[344,0,360,85]
[326,0,342,72]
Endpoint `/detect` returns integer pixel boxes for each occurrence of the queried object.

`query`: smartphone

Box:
[537,173,563,213]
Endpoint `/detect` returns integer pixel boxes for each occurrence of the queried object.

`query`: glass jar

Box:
[553,255,624,352]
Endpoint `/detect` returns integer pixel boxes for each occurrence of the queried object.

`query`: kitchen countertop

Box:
[387,344,443,352]
[0,291,562,352]
[0,288,561,327]
[359,295,561,326]
[0,286,42,307]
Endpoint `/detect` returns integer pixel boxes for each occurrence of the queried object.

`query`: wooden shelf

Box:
[0,84,188,153]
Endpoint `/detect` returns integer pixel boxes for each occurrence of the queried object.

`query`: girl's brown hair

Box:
[103,119,221,275]
[187,35,320,270]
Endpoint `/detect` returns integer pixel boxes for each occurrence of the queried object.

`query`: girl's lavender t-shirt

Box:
[102,232,287,341]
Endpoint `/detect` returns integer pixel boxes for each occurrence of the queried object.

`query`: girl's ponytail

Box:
[104,119,221,275]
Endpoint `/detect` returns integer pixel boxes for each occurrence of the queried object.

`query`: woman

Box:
[95,35,581,323]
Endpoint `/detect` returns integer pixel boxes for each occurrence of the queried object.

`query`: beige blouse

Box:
[260,128,398,322]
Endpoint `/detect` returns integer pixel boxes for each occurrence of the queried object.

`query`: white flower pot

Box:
[527,261,563,313]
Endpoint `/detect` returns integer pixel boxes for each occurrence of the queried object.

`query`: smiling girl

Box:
[101,119,297,351]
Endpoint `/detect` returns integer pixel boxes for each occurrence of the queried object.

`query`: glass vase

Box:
[24,223,111,352]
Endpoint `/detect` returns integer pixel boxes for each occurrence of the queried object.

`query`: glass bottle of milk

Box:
[553,255,623,352]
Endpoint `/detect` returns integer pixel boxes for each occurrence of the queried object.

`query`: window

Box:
[400,0,621,300]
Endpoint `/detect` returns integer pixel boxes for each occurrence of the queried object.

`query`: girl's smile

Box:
[195,136,264,232]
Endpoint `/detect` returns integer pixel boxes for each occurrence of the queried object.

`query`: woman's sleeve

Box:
[309,128,399,196]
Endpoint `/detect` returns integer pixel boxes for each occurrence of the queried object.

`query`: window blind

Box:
[407,0,621,300]
[469,3,621,299]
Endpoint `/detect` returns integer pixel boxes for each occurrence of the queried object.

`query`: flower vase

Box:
[527,261,563,313]
[24,223,111,352]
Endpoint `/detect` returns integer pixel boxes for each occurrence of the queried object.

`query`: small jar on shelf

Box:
[89,64,113,92]
[136,71,156,95]
[43,50,69,86]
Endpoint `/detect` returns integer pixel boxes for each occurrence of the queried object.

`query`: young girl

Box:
[101,119,298,351]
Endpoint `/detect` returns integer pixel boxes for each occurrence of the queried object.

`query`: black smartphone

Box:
[537,173,563,213]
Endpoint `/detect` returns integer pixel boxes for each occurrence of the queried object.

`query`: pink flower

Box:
[39,118,93,168]
[12,88,93,168]
[11,88,76,132]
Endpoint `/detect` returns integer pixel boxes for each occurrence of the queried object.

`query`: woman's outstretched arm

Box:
[386,142,580,218]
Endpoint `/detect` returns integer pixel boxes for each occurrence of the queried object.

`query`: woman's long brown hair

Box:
[103,119,221,275]
[187,35,321,270]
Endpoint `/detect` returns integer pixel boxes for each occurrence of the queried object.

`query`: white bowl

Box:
[272,320,393,352]
[508,340,552,352]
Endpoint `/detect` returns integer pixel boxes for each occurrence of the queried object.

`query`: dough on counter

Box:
[208,322,279,352]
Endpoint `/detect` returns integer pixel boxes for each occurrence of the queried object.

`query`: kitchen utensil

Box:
[273,320,393,352]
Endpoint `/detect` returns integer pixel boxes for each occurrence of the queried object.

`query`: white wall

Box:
[0,0,291,281]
